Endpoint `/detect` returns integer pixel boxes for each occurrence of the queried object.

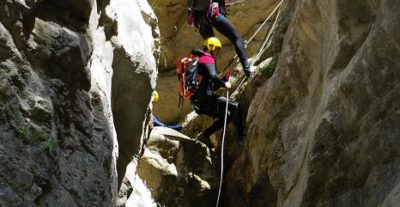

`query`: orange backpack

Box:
[176,53,204,107]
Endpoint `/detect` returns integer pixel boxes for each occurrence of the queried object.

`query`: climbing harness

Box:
[216,90,229,207]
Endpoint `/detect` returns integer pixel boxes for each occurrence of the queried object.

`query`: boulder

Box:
[134,126,219,207]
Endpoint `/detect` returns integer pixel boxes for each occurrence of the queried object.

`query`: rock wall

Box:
[225,0,400,206]
[0,0,158,206]
[107,0,159,186]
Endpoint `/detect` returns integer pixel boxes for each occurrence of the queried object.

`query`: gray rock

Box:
[224,0,400,206]
[133,127,219,207]
[1,0,158,206]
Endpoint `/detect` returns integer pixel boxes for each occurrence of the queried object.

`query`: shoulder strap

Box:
[191,48,205,56]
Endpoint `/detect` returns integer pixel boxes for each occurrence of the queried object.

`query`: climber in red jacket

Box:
[190,37,244,149]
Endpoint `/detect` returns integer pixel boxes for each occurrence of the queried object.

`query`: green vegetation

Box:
[30,127,48,142]
[29,127,58,152]
[40,137,58,152]
[15,113,58,152]
[260,56,278,78]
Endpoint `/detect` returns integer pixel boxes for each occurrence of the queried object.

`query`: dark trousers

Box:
[193,94,244,141]
[196,13,250,70]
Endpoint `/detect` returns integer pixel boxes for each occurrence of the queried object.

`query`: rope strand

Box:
[220,0,285,77]
[215,91,230,207]
[214,2,285,206]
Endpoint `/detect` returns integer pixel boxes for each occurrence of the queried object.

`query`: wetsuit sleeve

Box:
[203,62,226,89]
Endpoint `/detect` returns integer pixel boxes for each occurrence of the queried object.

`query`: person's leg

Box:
[215,96,245,141]
[198,13,214,39]
[211,15,251,74]
[203,95,233,137]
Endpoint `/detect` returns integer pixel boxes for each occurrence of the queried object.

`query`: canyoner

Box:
[186,0,252,77]
[176,37,244,207]
[182,37,244,149]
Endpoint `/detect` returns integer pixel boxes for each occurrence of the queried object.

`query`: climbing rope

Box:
[214,2,285,205]
[222,0,285,73]
[233,4,283,92]
[244,0,285,48]
[216,90,230,207]
[250,6,282,67]
[222,0,285,81]
[226,0,284,95]
[226,0,247,6]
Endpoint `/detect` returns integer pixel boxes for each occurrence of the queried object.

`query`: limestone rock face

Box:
[135,127,219,207]
[0,0,158,206]
[224,0,400,206]
[107,0,159,186]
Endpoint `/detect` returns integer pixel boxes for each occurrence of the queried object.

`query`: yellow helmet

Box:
[203,37,222,52]
[152,91,159,103]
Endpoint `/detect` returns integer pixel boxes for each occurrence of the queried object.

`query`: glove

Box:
[225,81,232,89]
[208,2,220,19]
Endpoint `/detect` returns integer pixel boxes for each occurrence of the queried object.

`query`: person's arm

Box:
[203,62,228,89]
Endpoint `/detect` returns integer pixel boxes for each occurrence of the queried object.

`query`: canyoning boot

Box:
[237,131,245,147]
[243,64,256,77]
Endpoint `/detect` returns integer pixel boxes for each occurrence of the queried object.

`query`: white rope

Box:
[250,6,282,67]
[214,2,285,205]
[216,91,230,207]
[221,0,285,72]
[244,0,285,48]
[234,3,283,92]
[226,0,247,6]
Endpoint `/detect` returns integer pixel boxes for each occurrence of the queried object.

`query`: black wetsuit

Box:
[190,49,244,140]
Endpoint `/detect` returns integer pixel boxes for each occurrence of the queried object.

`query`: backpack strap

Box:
[191,48,205,56]
[178,94,184,108]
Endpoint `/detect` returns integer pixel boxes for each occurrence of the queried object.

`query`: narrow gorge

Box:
[1,0,399,207]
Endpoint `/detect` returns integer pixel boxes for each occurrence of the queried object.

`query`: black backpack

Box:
[176,49,205,107]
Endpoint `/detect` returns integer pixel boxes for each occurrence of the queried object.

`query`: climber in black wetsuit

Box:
[190,37,244,148]
[187,0,252,77]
